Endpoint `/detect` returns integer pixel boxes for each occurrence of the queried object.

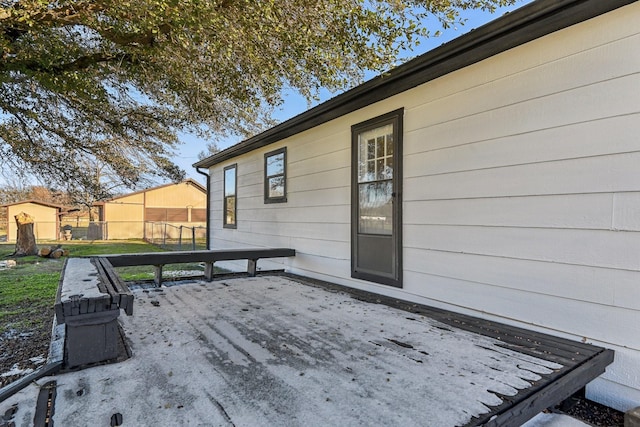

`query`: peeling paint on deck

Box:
[2,276,574,426]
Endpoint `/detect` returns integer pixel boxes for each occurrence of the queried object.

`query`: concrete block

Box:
[65,310,120,368]
[626,406,640,427]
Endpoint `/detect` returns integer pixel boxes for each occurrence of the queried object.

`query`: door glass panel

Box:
[385,157,393,176]
[375,159,385,180]
[357,123,394,235]
[358,181,392,235]
[376,136,385,158]
[359,124,393,183]
[366,160,375,182]
[367,139,376,160]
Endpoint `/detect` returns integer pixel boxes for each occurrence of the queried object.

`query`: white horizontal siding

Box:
[246,221,349,242]
[596,346,640,391]
[404,225,640,271]
[402,270,640,350]
[206,2,640,411]
[404,194,614,229]
[405,75,640,161]
[288,166,350,194]
[405,37,640,135]
[613,193,640,231]
[405,151,640,200]
[403,249,640,311]
[238,204,349,224]
[404,113,640,177]
[398,10,640,109]
[588,378,640,417]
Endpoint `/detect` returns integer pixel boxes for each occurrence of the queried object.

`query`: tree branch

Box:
[1,52,134,74]
[0,1,106,27]
[1,1,169,48]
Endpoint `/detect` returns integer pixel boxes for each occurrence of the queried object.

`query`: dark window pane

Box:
[225,196,236,225]
[224,167,236,197]
[268,176,285,198]
[376,136,385,158]
[375,159,385,180]
[383,157,393,179]
[266,153,285,176]
[386,134,394,156]
[264,149,287,202]
[367,139,375,160]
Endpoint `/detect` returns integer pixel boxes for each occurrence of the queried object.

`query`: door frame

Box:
[350,108,403,288]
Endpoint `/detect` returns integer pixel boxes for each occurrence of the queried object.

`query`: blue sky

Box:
[179,0,533,184]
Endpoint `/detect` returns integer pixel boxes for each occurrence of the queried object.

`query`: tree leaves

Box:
[0,0,513,197]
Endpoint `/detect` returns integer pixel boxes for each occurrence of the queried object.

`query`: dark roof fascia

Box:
[1,199,66,210]
[183,178,207,194]
[96,178,206,205]
[193,0,637,169]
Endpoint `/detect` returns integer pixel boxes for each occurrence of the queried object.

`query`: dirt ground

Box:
[0,305,53,389]
[0,301,625,426]
[559,394,625,426]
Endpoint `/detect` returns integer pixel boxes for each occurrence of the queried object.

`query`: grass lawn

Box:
[0,240,206,334]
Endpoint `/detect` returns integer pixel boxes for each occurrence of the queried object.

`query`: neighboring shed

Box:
[195,0,640,412]
[94,179,207,239]
[2,200,66,241]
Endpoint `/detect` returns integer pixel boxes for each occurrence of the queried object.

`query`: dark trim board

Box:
[283,273,614,427]
[100,248,296,285]
[101,248,296,267]
[194,0,637,170]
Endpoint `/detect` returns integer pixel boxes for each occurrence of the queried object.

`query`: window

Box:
[264,147,287,203]
[223,164,237,228]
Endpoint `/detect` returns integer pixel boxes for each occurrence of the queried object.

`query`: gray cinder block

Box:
[626,406,640,427]
[64,309,120,368]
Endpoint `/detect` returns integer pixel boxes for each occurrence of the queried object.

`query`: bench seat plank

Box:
[92,257,134,316]
[103,248,296,267]
[101,248,296,285]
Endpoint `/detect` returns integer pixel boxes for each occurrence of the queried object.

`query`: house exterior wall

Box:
[207,3,640,411]
[7,203,59,241]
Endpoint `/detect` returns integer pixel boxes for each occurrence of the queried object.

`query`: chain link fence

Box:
[0,219,206,250]
[144,222,207,251]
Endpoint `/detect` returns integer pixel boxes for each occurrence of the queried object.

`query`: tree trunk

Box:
[13,212,38,256]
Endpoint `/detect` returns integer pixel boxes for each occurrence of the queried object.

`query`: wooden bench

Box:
[101,248,296,286]
[52,248,294,367]
[93,257,134,315]
[54,258,134,323]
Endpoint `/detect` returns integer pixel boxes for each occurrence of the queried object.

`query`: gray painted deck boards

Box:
[0,274,611,426]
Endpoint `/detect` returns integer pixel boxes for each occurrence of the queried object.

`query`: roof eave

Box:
[193,0,637,169]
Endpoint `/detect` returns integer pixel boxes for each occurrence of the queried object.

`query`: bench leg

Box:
[154,265,164,287]
[247,259,257,277]
[204,262,214,281]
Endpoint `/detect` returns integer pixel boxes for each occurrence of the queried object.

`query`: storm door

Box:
[351,109,403,288]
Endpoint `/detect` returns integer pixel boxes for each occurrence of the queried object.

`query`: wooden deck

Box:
[284,273,614,427]
[0,273,613,426]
